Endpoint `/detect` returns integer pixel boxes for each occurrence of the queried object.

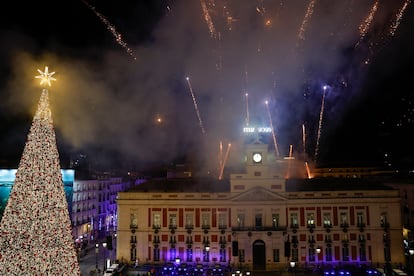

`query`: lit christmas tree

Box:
[0,67,80,275]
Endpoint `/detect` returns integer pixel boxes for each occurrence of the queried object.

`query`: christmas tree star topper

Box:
[35,66,56,87]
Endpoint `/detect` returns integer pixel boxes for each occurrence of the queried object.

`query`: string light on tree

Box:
[0,66,80,275]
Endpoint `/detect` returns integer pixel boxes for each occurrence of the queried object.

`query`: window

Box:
[239,249,245,262]
[154,247,160,261]
[360,244,366,261]
[325,246,332,261]
[169,214,177,228]
[307,213,315,227]
[272,214,280,228]
[273,249,280,262]
[340,212,348,226]
[186,248,193,262]
[202,213,210,228]
[290,213,298,227]
[220,248,226,262]
[308,247,316,262]
[185,213,193,228]
[380,212,388,227]
[291,248,298,261]
[237,214,245,228]
[342,245,349,261]
[323,213,331,227]
[255,214,263,228]
[130,243,137,261]
[218,213,227,228]
[153,213,161,228]
[203,247,210,262]
[130,213,138,228]
[170,248,176,261]
[357,212,365,227]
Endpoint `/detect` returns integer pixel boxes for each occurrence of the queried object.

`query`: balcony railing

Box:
[201,224,211,230]
[231,226,286,232]
[381,222,390,229]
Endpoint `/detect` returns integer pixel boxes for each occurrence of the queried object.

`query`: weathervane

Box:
[35,66,56,87]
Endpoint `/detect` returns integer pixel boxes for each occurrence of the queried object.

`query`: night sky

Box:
[0,0,413,173]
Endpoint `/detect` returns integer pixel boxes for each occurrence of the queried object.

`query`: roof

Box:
[126,177,230,193]
[286,178,395,192]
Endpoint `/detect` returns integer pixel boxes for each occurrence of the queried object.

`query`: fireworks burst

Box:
[302,124,306,155]
[200,0,217,39]
[388,0,411,37]
[218,143,231,180]
[244,92,250,126]
[314,85,328,164]
[356,0,379,47]
[297,0,316,41]
[186,77,206,134]
[81,0,137,60]
[265,100,280,157]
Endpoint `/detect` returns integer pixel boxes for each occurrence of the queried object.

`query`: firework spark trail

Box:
[81,0,137,60]
[218,143,231,180]
[200,0,217,39]
[219,141,223,175]
[304,161,312,179]
[186,77,206,134]
[388,0,411,37]
[245,93,250,126]
[355,0,379,47]
[314,86,327,164]
[302,124,306,155]
[297,0,316,41]
[265,101,280,157]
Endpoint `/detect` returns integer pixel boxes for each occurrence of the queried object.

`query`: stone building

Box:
[116,141,405,272]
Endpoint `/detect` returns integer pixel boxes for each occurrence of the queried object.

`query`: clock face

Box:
[253,153,262,163]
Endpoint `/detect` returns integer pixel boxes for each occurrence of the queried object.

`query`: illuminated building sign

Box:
[243,127,272,133]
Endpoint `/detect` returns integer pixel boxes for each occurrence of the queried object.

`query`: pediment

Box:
[231,186,287,202]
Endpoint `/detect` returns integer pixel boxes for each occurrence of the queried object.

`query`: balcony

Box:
[169,224,177,230]
[152,224,161,230]
[307,223,315,233]
[185,224,194,230]
[290,223,299,233]
[340,222,349,232]
[231,226,286,232]
[218,224,227,230]
[357,222,366,232]
[381,221,390,229]
[201,224,211,230]
[323,223,332,229]
[325,237,332,243]
[153,237,160,244]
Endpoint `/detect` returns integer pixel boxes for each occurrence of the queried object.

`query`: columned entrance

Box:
[252,240,266,270]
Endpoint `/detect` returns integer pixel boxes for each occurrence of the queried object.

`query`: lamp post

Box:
[102,242,107,272]
[290,261,296,276]
[409,248,414,276]
[316,246,321,270]
[95,243,99,273]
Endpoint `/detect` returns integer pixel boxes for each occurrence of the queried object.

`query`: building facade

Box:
[72,175,133,246]
[116,141,405,272]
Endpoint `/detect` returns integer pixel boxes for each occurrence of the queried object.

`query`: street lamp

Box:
[316,246,321,269]
[290,261,296,275]
[95,244,99,273]
[102,242,107,272]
